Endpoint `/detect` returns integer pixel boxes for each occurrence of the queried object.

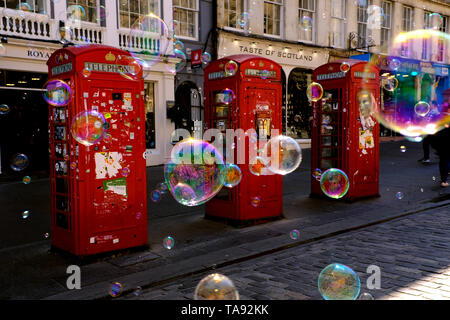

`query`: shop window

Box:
[287,68,312,139]
[144,82,156,149]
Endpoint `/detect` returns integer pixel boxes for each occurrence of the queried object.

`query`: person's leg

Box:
[439,155,449,187]
[422,135,430,160]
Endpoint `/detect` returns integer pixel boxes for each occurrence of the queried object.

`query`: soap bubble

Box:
[219,89,234,104]
[151,189,162,202]
[366,29,450,137]
[340,62,350,73]
[220,164,242,188]
[396,191,404,199]
[17,2,32,11]
[290,229,300,240]
[166,49,186,74]
[260,69,270,80]
[389,58,401,71]
[306,82,324,102]
[194,273,239,300]
[318,263,361,300]
[156,182,169,193]
[134,286,142,296]
[202,52,212,65]
[115,55,143,80]
[164,139,225,206]
[262,135,302,175]
[382,76,398,92]
[67,5,86,21]
[109,282,123,298]
[249,156,268,176]
[320,168,350,199]
[224,60,238,77]
[312,168,322,181]
[10,153,29,171]
[163,236,175,249]
[429,13,443,30]
[414,101,431,117]
[70,162,77,170]
[400,145,406,152]
[300,16,313,31]
[128,13,171,69]
[358,292,375,300]
[121,167,130,177]
[82,67,91,78]
[174,39,184,50]
[22,210,30,219]
[44,233,49,239]
[71,110,106,146]
[238,12,250,28]
[43,80,72,107]
[22,176,31,184]
[250,196,261,207]
[0,104,10,115]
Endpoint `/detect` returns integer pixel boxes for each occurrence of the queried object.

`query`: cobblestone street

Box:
[121,204,450,300]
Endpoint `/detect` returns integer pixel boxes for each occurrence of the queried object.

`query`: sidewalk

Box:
[0,140,449,299]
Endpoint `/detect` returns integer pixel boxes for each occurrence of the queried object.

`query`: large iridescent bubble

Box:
[164,139,225,206]
[194,273,240,300]
[43,80,72,107]
[128,13,171,69]
[261,135,302,175]
[365,29,450,137]
[318,263,361,300]
[320,168,350,199]
[71,111,106,146]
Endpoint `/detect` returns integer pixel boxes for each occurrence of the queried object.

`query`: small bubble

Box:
[400,145,406,153]
[22,176,31,184]
[44,232,49,239]
[109,282,123,297]
[290,229,300,240]
[133,286,142,296]
[163,236,175,249]
[396,192,404,200]
[250,197,261,207]
[358,292,374,300]
[22,210,30,219]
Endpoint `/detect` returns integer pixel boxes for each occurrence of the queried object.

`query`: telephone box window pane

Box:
[56,195,68,211]
[56,212,69,229]
[56,178,68,194]
[322,135,339,147]
[215,187,231,200]
[321,158,337,169]
[215,105,229,118]
[215,119,228,131]
[55,161,67,175]
[321,125,337,135]
[54,108,66,123]
[321,148,338,158]
[144,82,156,149]
[55,144,67,159]
[55,126,66,141]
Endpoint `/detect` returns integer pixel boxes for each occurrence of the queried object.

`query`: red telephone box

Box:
[311,60,380,201]
[47,45,148,256]
[203,55,283,225]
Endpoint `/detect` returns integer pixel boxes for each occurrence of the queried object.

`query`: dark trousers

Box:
[439,154,450,183]
[423,135,431,159]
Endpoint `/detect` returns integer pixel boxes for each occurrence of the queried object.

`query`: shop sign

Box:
[317,72,346,80]
[84,62,138,74]
[52,63,73,76]
[191,49,202,69]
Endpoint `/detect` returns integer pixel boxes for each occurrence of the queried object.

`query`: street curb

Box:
[43,199,450,300]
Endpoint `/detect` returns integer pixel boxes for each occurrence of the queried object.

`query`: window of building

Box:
[264,0,282,37]
[299,0,315,43]
[223,0,248,31]
[437,15,448,62]
[173,0,198,39]
[422,11,433,60]
[380,1,392,52]
[119,0,159,29]
[67,0,98,24]
[330,0,345,48]
[144,82,156,149]
[357,0,372,50]
[402,6,413,31]
[2,0,46,14]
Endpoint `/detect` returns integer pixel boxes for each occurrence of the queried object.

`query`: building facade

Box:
[0,0,178,173]
[214,0,450,143]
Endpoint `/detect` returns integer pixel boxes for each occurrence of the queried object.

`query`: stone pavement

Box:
[0,140,449,299]
[120,204,450,300]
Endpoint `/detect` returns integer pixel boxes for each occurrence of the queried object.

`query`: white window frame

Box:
[264,0,283,38]
[67,0,100,25]
[422,11,432,60]
[1,0,47,14]
[380,0,392,53]
[437,15,448,62]
[298,0,316,44]
[223,0,248,33]
[330,0,346,48]
[402,5,413,32]
[173,0,199,41]
[118,0,160,30]
[357,0,372,52]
